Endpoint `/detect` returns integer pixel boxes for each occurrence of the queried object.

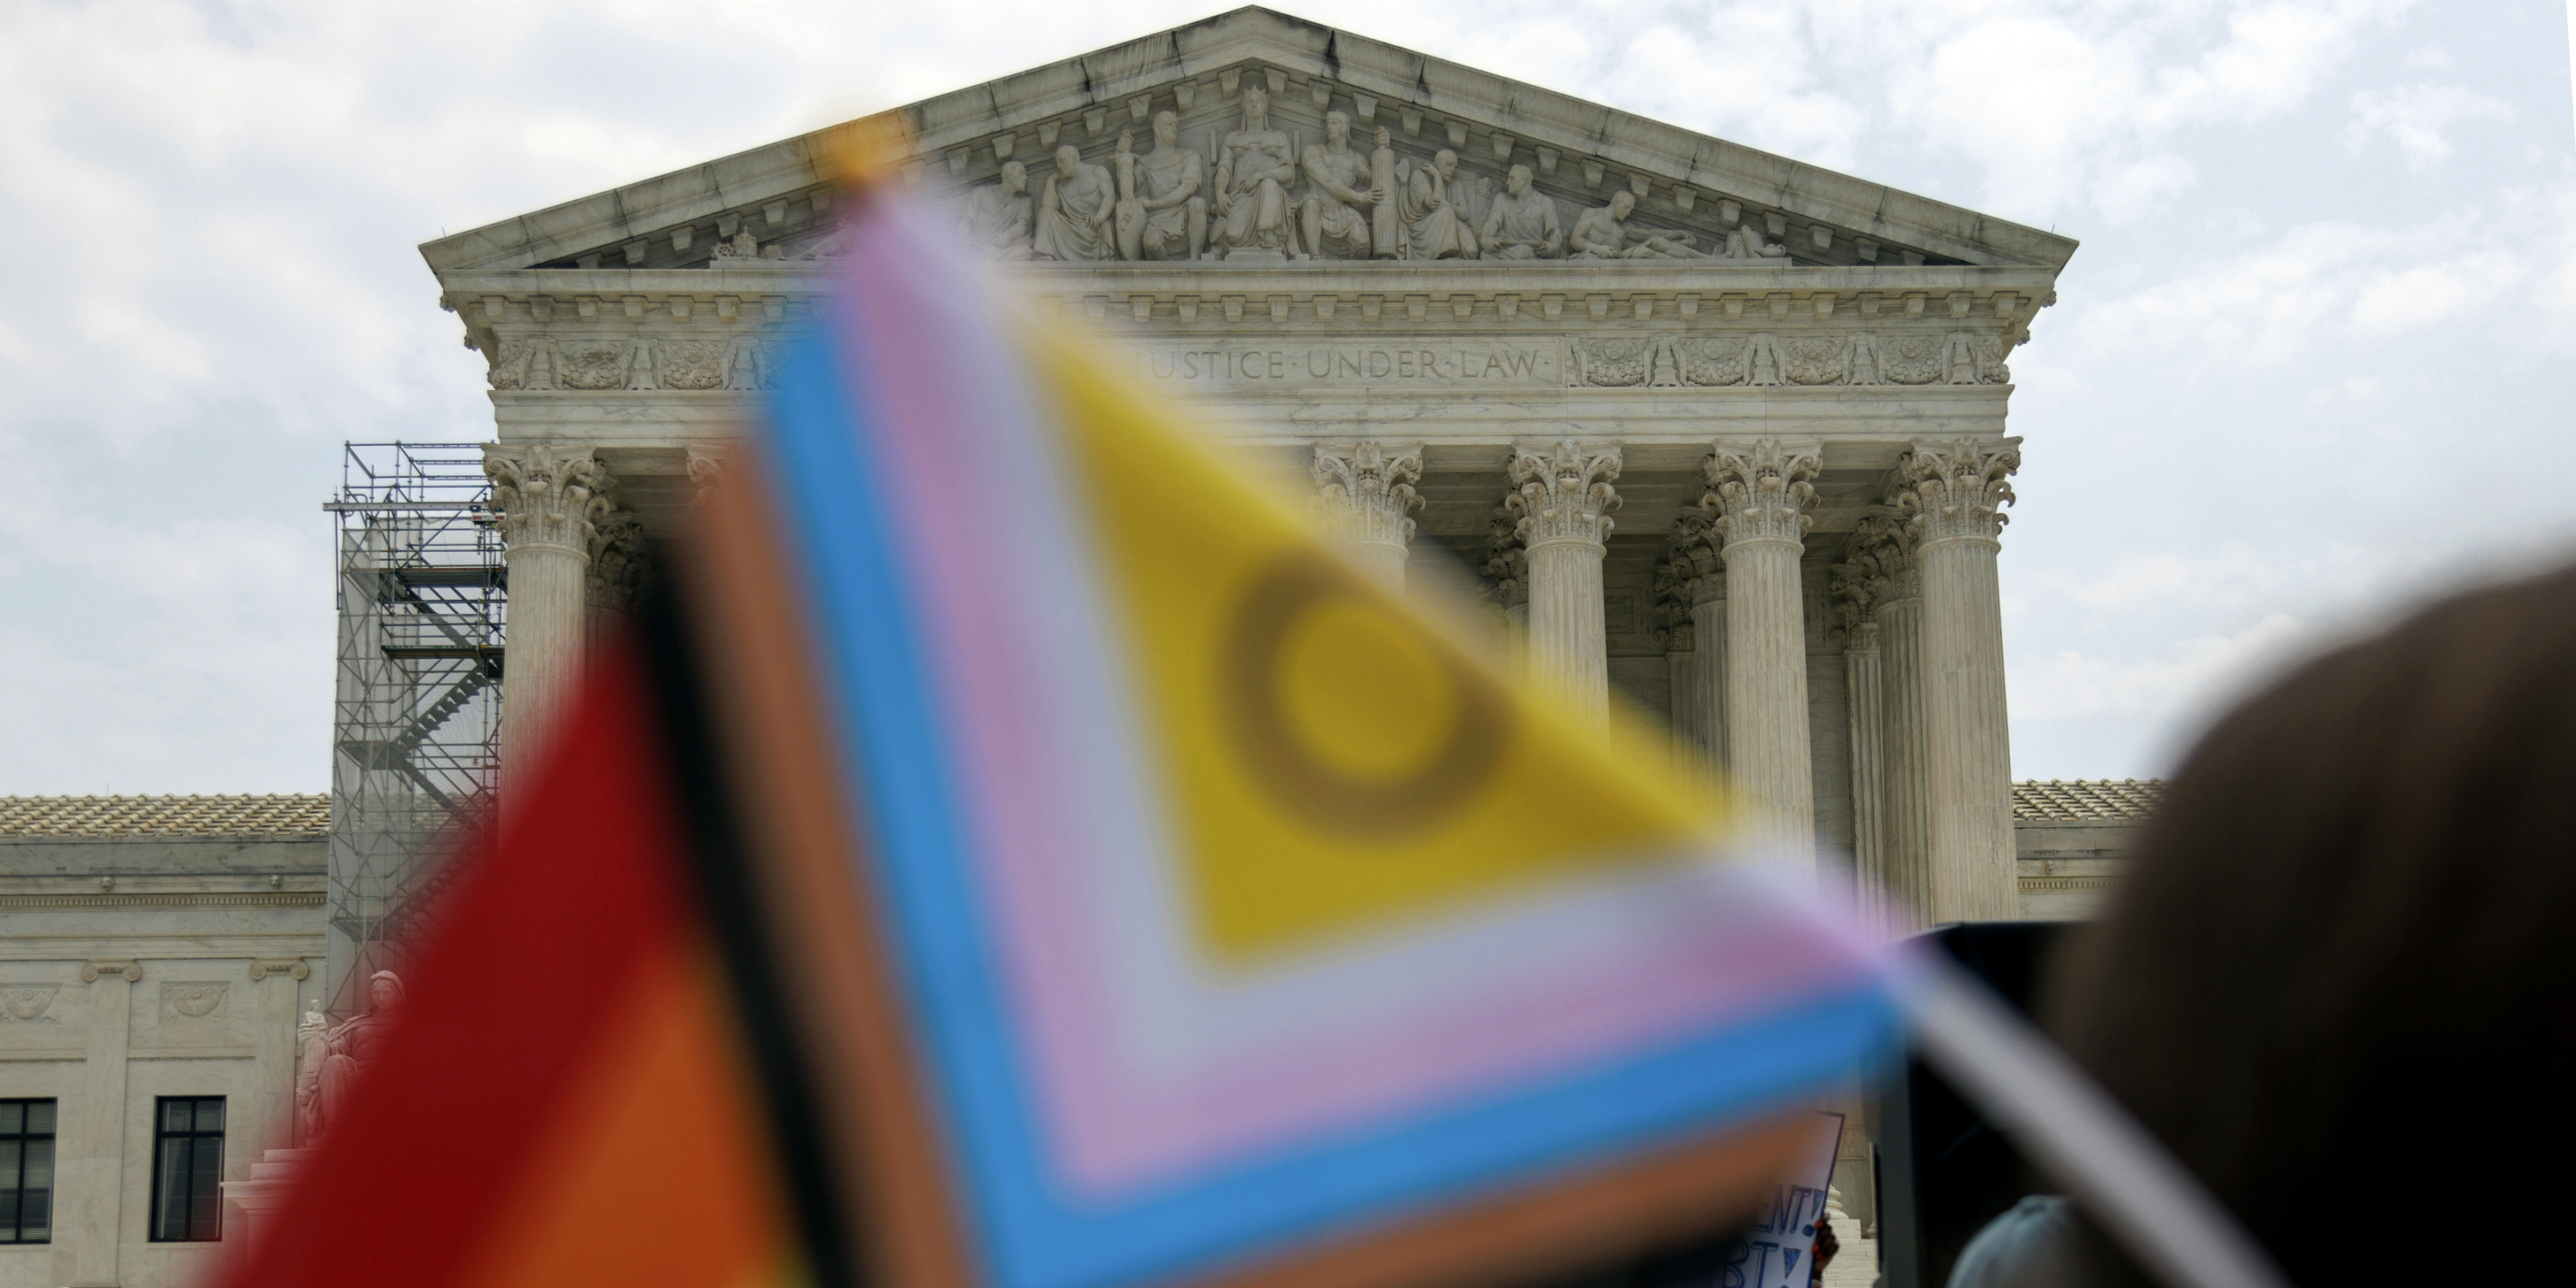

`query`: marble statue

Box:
[1569,189,1702,259]
[1298,110,1380,261]
[1479,164,1564,259]
[1032,145,1117,263]
[959,160,1035,260]
[1399,148,1479,260]
[1722,220,1790,260]
[1211,85,1297,259]
[295,970,406,1145]
[1113,112,1207,263]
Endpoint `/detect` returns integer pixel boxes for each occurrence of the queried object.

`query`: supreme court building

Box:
[437,5,2070,924]
[0,9,2149,1284]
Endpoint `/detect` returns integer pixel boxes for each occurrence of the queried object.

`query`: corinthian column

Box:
[1900,437,2022,923]
[1831,554,1888,916]
[485,445,611,787]
[1311,442,1424,590]
[1507,441,1622,718]
[1863,510,1930,926]
[1706,439,1821,860]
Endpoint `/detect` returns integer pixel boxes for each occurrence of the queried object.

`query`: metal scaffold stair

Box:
[326,443,506,1017]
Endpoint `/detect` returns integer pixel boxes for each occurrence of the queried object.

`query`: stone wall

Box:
[0,808,324,1285]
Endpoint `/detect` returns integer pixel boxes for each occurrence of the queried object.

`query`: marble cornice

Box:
[419,11,2078,275]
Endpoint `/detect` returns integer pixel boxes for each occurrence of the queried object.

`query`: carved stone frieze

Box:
[1705,439,1821,549]
[485,445,613,554]
[1895,438,2022,546]
[1310,441,1424,548]
[1571,332,2007,388]
[1505,441,1622,548]
[490,335,781,392]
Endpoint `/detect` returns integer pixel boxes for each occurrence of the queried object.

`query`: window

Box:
[0,1100,55,1244]
[149,1098,225,1242]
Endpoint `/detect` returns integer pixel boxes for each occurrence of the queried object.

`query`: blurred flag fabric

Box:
[223,175,1903,1288]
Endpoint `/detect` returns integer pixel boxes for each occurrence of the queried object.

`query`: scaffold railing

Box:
[326,442,503,1018]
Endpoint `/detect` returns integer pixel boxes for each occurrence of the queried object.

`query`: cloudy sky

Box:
[2,0,2571,794]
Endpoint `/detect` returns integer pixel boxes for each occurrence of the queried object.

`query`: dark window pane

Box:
[0,1137,19,1242]
[162,1102,191,1133]
[22,1101,50,1135]
[187,1132,222,1239]
[19,1138,50,1240]
[154,1138,194,1241]
[197,1100,225,1133]
[0,1104,21,1137]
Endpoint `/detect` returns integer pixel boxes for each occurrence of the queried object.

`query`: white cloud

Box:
[2343,82,2514,168]
[2008,610,2323,724]
[2301,373,2384,415]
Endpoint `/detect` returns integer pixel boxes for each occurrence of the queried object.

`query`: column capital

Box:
[586,509,652,614]
[1828,562,1884,656]
[1845,509,1918,602]
[1704,438,1822,551]
[1310,441,1425,548]
[1481,511,1528,609]
[1666,510,1727,606]
[1896,436,2021,548]
[1507,440,1622,548]
[484,444,614,555]
[684,443,730,509]
[1650,559,1695,652]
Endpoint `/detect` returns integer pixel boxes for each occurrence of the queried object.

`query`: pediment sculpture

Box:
[913,81,1837,268]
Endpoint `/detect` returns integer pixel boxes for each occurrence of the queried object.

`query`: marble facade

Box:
[430,7,2073,924]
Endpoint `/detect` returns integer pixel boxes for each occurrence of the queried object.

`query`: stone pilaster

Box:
[1831,552,1888,918]
[1507,441,1622,719]
[1311,441,1424,591]
[64,960,138,1287]
[1863,510,1930,928]
[485,444,612,788]
[1898,437,2022,924]
[1707,439,1821,861]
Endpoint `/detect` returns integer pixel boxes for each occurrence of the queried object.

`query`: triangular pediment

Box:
[421,7,2075,276]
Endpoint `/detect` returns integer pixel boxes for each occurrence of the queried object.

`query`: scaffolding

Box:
[325,443,505,1018]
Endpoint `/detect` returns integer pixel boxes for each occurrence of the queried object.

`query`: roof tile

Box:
[0,794,331,839]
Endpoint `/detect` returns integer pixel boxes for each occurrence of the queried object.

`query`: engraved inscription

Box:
[1125,341,1560,387]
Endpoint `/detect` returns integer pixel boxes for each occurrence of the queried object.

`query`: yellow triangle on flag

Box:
[1041,338,1739,965]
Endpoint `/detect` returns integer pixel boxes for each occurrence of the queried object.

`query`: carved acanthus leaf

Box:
[1311,441,1425,548]
[1704,439,1821,548]
[484,445,614,553]
[1897,437,2021,546]
[1506,440,1622,547]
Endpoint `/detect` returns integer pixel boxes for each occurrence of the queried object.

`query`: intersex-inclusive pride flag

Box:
[222,173,1903,1288]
